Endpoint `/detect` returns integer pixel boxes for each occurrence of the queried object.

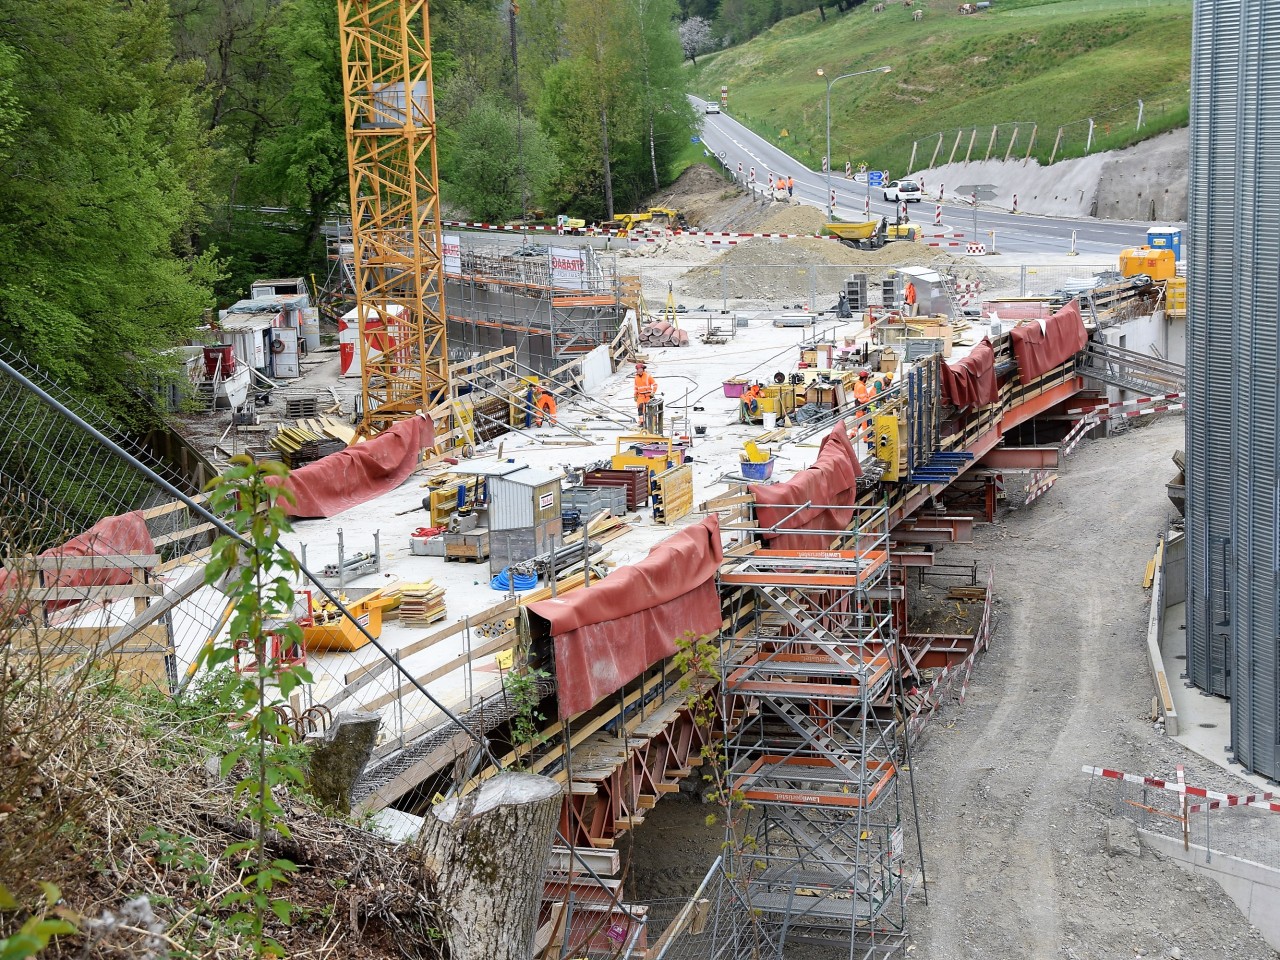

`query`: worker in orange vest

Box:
[903,280,918,316]
[634,361,657,427]
[739,382,764,423]
[787,175,795,198]
[534,385,558,427]
[853,370,872,406]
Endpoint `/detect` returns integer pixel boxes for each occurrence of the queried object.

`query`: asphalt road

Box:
[690,96,1154,258]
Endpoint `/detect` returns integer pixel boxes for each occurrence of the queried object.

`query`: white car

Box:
[882,179,923,202]
[704,102,721,114]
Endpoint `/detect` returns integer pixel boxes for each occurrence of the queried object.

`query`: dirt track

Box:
[627,416,1279,958]
[909,416,1274,960]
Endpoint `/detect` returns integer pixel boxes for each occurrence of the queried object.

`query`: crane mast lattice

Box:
[337,0,449,434]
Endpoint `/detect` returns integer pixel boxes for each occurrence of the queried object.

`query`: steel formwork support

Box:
[718,508,914,955]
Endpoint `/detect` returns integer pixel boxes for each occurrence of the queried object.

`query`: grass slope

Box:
[691,0,1191,175]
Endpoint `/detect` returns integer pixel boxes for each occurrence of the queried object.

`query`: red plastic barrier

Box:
[279,414,434,519]
[0,511,154,610]
[940,338,999,409]
[752,423,863,552]
[1009,299,1087,382]
[528,516,724,719]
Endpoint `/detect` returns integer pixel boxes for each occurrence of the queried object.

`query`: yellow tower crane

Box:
[337,0,449,436]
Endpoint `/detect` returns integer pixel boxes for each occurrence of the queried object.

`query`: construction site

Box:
[4,3,1280,960]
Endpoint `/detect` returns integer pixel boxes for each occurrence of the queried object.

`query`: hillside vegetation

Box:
[690,0,1191,175]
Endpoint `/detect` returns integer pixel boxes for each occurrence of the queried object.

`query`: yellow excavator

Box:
[604,207,691,237]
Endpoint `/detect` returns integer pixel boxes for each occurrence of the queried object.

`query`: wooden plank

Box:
[10,554,161,571]
[359,630,514,714]
[141,495,208,520]
[27,583,165,601]
[153,522,216,548]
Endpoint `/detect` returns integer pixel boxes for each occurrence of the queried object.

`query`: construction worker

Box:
[787,175,795,198]
[853,370,872,406]
[740,382,764,423]
[634,361,657,427]
[534,385,558,427]
[904,280,918,316]
[875,371,895,398]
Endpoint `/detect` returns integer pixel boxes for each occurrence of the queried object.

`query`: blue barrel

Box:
[1147,227,1182,260]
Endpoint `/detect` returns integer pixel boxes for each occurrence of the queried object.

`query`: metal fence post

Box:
[1020,265,1028,297]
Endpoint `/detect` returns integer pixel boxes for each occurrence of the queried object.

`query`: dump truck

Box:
[825,217,922,250]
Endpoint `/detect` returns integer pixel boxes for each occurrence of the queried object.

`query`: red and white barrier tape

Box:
[1084,765,1280,815]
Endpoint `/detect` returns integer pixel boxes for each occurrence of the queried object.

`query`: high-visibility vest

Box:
[634,371,657,404]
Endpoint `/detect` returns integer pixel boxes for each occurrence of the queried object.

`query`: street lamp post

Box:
[817,65,892,220]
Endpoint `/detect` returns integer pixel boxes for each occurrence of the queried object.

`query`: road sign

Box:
[868,171,885,187]
[957,184,999,201]
[690,136,701,144]
[853,173,868,184]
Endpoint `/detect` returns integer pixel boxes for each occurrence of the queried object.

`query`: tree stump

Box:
[418,771,562,960]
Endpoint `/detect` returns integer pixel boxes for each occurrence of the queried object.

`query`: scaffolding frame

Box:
[717,505,916,958]
[338,0,450,433]
[322,223,628,377]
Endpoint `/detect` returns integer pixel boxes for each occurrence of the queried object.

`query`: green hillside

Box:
[690,0,1191,175]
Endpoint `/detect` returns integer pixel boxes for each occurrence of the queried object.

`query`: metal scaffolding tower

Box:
[338,0,449,433]
[719,506,916,957]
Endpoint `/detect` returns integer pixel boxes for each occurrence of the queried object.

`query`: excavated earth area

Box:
[622,166,991,308]
[625,417,1280,959]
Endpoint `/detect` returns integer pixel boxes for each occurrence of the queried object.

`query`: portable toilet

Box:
[1146,227,1182,261]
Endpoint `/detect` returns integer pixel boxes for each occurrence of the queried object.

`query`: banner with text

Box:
[443,234,462,276]
[550,246,588,291]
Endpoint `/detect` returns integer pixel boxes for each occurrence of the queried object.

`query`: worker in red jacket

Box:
[634,362,657,427]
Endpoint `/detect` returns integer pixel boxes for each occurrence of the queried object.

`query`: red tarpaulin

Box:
[940,338,999,409]
[528,516,724,719]
[0,511,154,608]
[278,413,433,519]
[1009,299,1087,382]
[751,422,863,552]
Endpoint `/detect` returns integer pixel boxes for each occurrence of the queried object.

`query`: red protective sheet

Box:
[528,516,724,719]
[0,512,154,608]
[278,414,433,519]
[751,422,863,552]
[1009,299,1087,382]
[940,338,999,410]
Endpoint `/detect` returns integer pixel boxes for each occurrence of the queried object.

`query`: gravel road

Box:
[628,415,1280,959]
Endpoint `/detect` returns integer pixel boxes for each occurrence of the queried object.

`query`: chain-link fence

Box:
[1088,768,1280,873]
[0,344,498,787]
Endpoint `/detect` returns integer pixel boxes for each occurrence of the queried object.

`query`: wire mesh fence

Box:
[0,343,495,788]
[1088,768,1280,873]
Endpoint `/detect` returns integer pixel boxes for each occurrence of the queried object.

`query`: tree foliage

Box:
[0,0,219,422]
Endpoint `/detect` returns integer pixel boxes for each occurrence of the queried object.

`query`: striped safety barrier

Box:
[1083,765,1280,816]
[965,242,987,256]
[1068,394,1185,415]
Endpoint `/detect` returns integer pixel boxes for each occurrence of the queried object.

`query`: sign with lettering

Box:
[442,234,462,276]
[550,246,587,291]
